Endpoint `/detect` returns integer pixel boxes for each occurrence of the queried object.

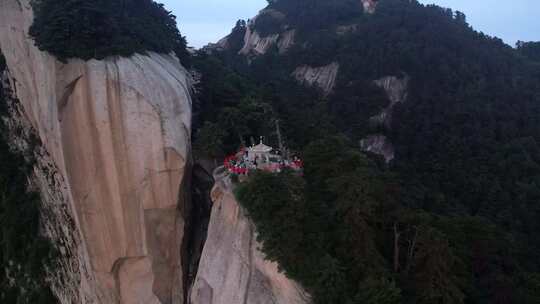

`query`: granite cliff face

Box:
[0,0,192,303]
[370,75,409,129]
[360,134,395,163]
[190,168,310,304]
[361,75,409,163]
[238,10,296,57]
[292,62,340,95]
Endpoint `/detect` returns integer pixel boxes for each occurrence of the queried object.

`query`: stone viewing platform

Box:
[223,139,303,176]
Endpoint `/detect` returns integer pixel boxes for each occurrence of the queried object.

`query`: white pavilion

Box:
[247,139,274,164]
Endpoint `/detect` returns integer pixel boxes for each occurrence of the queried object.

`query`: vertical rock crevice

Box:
[184,163,214,303]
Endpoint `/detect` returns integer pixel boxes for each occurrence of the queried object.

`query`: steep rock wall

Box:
[362,75,408,163]
[239,27,280,56]
[360,134,395,163]
[277,30,296,54]
[239,9,295,57]
[190,168,310,304]
[1,62,91,303]
[370,75,408,128]
[0,1,192,303]
[292,62,340,95]
[238,28,295,56]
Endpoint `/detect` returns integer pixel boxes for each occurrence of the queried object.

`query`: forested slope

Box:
[193,0,540,303]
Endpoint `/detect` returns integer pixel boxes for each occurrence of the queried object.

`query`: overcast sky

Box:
[160,0,540,48]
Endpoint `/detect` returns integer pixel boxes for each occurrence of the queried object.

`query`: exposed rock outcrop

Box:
[360,134,395,163]
[375,76,409,107]
[0,0,192,303]
[277,30,296,54]
[190,168,311,304]
[240,1,374,55]
[370,75,409,128]
[336,24,360,35]
[238,28,296,56]
[292,62,340,94]
[239,28,280,56]
[204,36,232,53]
[361,75,408,163]
[239,9,295,57]
[336,0,377,35]
[361,0,378,14]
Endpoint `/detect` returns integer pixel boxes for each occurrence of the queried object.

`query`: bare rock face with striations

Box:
[370,75,409,128]
[239,9,295,57]
[361,75,408,163]
[0,0,192,303]
[277,30,296,54]
[292,62,340,95]
[190,168,311,304]
[360,134,395,163]
[239,28,280,56]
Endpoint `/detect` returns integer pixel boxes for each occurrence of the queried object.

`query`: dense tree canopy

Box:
[517,41,540,62]
[236,137,520,304]
[29,0,189,62]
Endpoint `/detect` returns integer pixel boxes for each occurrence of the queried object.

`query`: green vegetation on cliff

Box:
[29,0,189,62]
[196,0,540,303]
[236,137,405,303]
[518,41,540,62]
[0,53,57,303]
[236,137,527,304]
[257,0,364,37]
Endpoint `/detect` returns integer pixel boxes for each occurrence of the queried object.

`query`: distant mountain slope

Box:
[194,0,540,303]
